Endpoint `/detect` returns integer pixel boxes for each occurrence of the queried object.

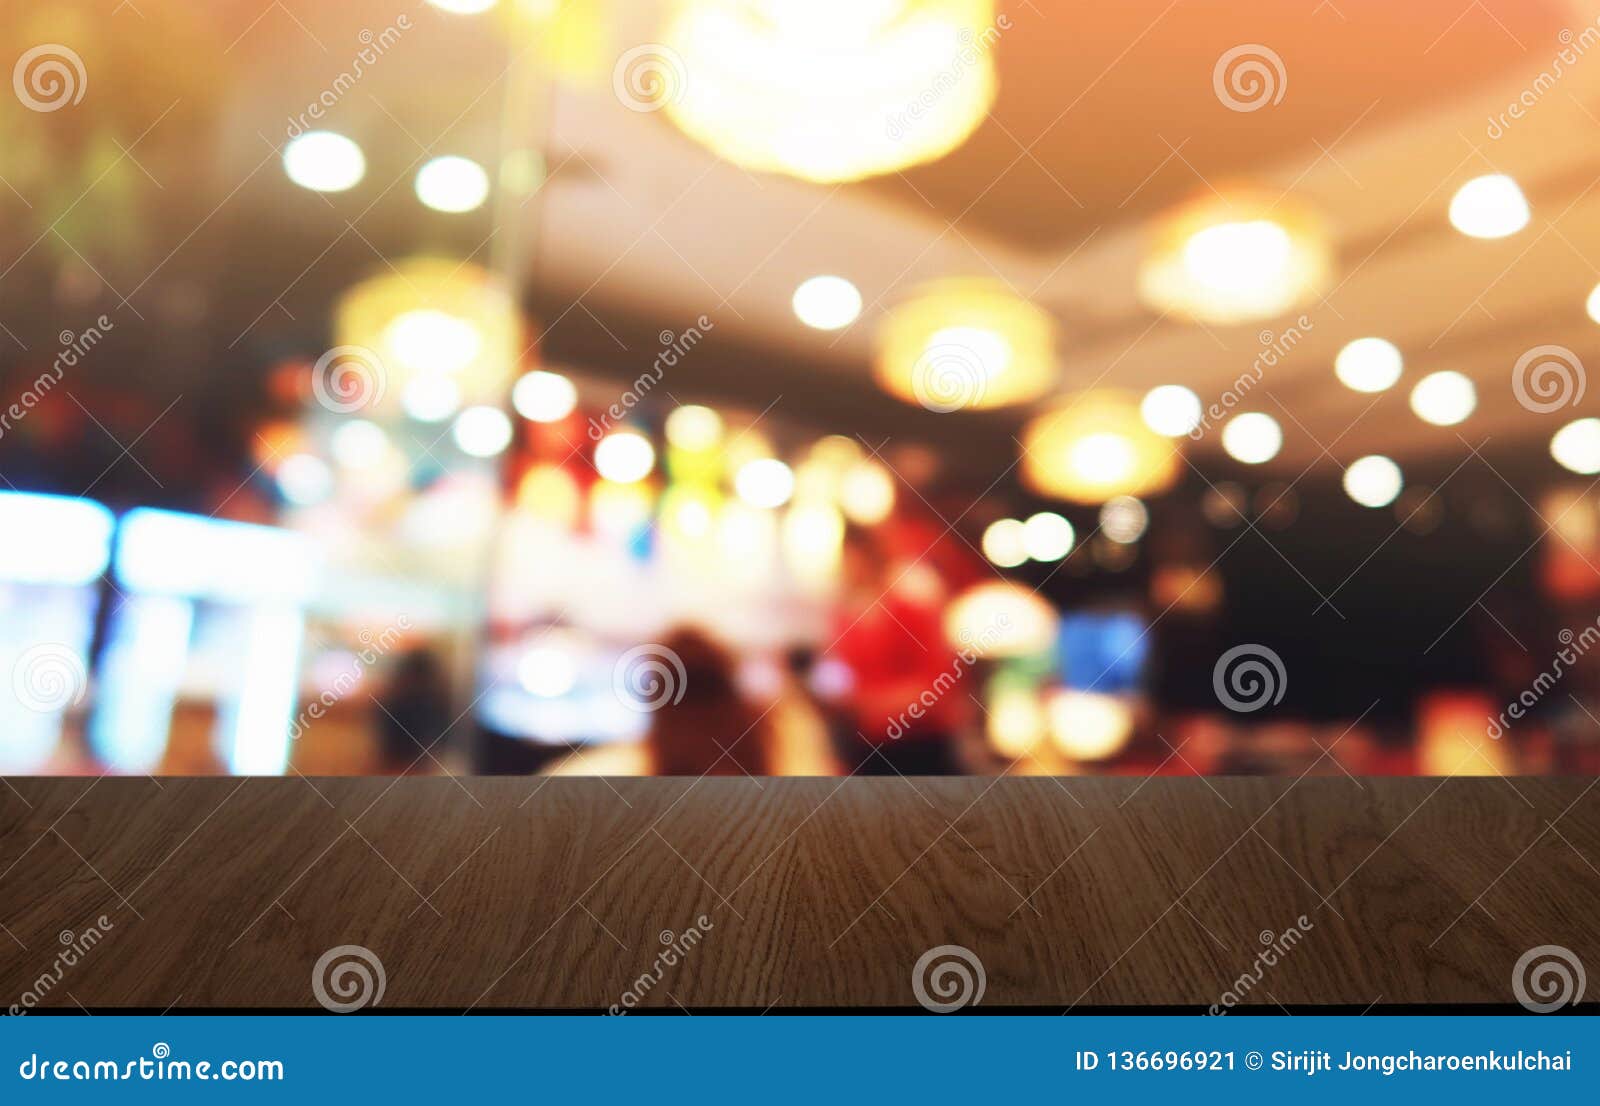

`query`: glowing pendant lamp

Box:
[1019,391,1180,504]
[660,0,999,183]
[875,278,1057,411]
[1138,189,1331,325]
[333,258,521,415]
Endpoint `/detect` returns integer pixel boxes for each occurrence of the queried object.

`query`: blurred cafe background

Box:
[3,0,1600,778]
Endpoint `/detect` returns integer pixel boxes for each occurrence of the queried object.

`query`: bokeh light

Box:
[415,156,491,213]
[1334,337,1403,393]
[1408,370,1476,426]
[594,431,656,483]
[1221,412,1282,465]
[1448,174,1529,239]
[1140,191,1331,324]
[1551,418,1600,474]
[283,131,365,193]
[792,275,862,330]
[511,370,577,423]
[1140,384,1202,437]
[1343,455,1403,508]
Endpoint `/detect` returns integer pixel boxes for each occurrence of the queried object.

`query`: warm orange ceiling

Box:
[873,0,1570,251]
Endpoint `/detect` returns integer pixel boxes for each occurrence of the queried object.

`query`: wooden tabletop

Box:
[1,775,1595,1011]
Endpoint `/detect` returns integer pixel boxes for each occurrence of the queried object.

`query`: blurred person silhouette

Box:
[823,525,972,775]
[647,627,771,776]
[764,646,844,775]
[374,647,453,774]
[546,626,771,776]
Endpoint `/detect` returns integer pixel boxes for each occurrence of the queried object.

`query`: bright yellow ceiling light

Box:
[661,0,999,183]
[335,259,520,412]
[875,279,1057,412]
[1019,391,1180,505]
[1139,189,1332,325]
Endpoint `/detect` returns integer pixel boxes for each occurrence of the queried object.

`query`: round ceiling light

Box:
[1221,412,1282,464]
[792,275,862,330]
[1409,370,1476,427]
[1343,455,1403,508]
[1020,392,1180,504]
[1140,385,1202,437]
[334,258,520,413]
[1448,174,1529,239]
[283,131,366,193]
[415,156,491,213]
[1334,337,1403,393]
[1551,417,1600,474]
[661,0,998,183]
[1139,190,1332,325]
[876,279,1057,412]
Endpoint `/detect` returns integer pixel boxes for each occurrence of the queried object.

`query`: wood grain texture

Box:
[0,776,1595,1010]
